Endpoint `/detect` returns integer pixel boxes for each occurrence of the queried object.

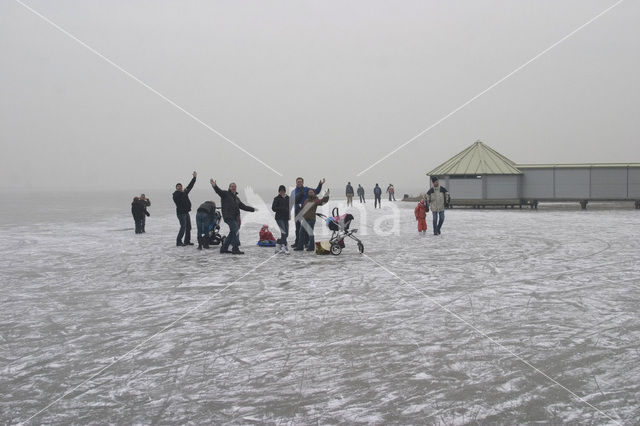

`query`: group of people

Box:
[168,173,332,255]
[345,183,395,208]
[132,174,450,250]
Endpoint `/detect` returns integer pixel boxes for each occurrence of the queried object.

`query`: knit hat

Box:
[431,176,439,183]
[278,185,286,192]
[261,224,269,229]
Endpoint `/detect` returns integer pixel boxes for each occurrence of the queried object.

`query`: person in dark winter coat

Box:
[271,185,291,254]
[291,177,325,247]
[357,184,365,203]
[172,172,197,246]
[195,200,217,249]
[131,194,151,234]
[426,176,450,235]
[345,182,354,206]
[373,184,382,208]
[211,179,256,254]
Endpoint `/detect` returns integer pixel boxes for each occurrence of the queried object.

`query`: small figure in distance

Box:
[345,182,354,206]
[131,193,151,234]
[373,183,382,208]
[357,184,365,203]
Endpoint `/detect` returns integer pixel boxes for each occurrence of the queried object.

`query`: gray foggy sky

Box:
[1,0,638,194]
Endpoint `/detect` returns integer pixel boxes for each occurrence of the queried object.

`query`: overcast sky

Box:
[1,0,638,194]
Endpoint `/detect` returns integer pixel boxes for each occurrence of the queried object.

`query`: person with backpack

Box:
[345,182,354,206]
[386,184,396,201]
[373,184,382,208]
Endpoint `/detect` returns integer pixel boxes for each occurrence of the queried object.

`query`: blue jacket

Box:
[291,182,323,215]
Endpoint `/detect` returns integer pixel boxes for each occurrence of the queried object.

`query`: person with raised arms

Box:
[291,177,325,248]
[211,179,256,254]
[172,171,196,246]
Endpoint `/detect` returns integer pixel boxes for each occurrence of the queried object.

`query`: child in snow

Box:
[415,199,428,234]
[259,224,276,244]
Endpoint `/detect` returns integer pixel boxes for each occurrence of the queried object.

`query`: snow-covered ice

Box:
[1,192,639,424]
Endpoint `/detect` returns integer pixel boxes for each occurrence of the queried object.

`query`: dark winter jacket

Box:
[357,186,364,196]
[131,197,150,219]
[272,194,290,221]
[345,184,354,196]
[197,201,217,221]
[172,177,196,215]
[373,185,382,197]
[213,185,255,221]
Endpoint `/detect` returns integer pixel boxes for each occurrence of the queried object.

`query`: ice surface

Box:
[1,193,639,424]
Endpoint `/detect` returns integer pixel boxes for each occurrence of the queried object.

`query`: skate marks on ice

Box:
[1,207,639,423]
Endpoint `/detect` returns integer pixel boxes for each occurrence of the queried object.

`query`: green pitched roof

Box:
[428,140,522,176]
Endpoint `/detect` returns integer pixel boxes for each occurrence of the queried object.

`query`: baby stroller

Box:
[316,207,364,255]
[207,210,226,246]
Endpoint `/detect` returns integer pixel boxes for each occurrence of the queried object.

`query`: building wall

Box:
[629,168,640,198]
[555,168,590,199]
[486,175,520,199]
[522,169,554,198]
[448,177,482,199]
[590,168,628,199]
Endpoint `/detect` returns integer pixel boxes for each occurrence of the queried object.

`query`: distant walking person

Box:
[426,176,450,235]
[345,182,354,206]
[173,172,197,246]
[387,184,396,201]
[414,199,428,234]
[212,179,256,254]
[131,194,151,234]
[373,184,382,208]
[357,184,365,203]
[272,184,291,255]
[195,200,217,250]
[292,177,325,248]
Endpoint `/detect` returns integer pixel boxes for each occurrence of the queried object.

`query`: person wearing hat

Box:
[426,176,449,235]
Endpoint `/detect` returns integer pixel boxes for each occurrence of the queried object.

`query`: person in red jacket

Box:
[259,224,276,243]
[415,199,428,234]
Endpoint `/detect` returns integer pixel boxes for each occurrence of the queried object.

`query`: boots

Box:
[275,243,282,254]
[203,236,210,249]
[197,236,203,250]
[283,244,290,255]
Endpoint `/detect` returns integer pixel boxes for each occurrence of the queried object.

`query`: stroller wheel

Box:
[357,242,364,254]
[330,243,342,255]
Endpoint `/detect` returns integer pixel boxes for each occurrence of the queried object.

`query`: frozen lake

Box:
[1,191,639,424]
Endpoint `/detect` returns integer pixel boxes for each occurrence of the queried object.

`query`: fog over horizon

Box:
[1,0,638,194]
